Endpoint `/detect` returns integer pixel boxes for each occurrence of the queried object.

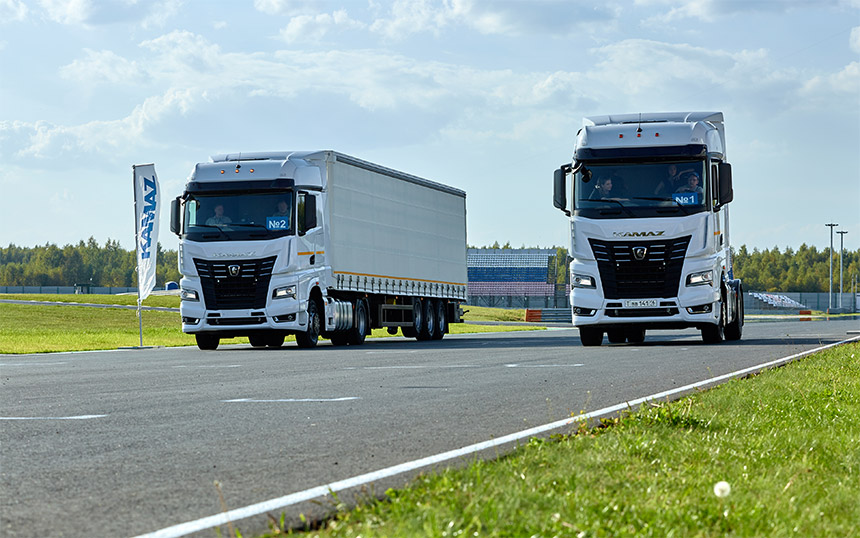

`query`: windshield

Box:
[183,191,293,241]
[574,161,708,217]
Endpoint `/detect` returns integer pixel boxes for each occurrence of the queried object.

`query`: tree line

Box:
[1,239,858,293]
[0,238,180,288]
[470,242,860,293]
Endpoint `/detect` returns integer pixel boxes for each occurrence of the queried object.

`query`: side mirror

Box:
[303,194,317,231]
[718,162,733,206]
[170,197,181,235]
[553,165,571,216]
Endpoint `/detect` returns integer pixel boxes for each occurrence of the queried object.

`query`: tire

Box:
[296,299,321,348]
[195,334,219,350]
[432,300,447,340]
[626,328,646,344]
[347,300,368,345]
[607,329,626,344]
[725,289,743,341]
[418,298,436,341]
[701,294,726,344]
[579,327,603,347]
[406,299,423,340]
[248,335,267,348]
[265,334,285,348]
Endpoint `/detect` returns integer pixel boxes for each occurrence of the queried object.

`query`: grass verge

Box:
[0,296,539,354]
[255,342,860,538]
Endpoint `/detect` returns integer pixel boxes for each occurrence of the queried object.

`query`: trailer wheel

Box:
[347,300,368,345]
[195,334,219,350]
[403,299,422,338]
[296,299,321,348]
[432,300,447,340]
[579,327,603,347]
[418,298,436,341]
[607,329,626,344]
[725,289,743,341]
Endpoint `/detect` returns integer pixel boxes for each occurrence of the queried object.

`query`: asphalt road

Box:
[2,320,858,538]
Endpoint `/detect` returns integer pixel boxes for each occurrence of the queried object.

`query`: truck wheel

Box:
[296,299,321,348]
[725,291,743,341]
[432,300,447,340]
[195,334,219,350]
[626,328,646,343]
[579,327,603,347]
[701,296,726,343]
[265,334,285,348]
[249,335,267,348]
[347,300,368,345]
[607,329,626,344]
[418,298,436,341]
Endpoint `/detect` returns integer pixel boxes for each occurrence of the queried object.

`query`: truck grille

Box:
[194,256,277,310]
[588,236,690,299]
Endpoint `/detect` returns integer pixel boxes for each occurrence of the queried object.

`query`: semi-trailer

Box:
[553,112,743,345]
[170,150,467,350]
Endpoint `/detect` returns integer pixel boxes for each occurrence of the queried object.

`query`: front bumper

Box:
[179,276,304,334]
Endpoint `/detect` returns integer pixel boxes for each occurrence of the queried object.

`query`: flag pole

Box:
[133,164,144,348]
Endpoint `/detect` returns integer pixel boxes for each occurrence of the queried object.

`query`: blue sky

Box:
[1,0,858,254]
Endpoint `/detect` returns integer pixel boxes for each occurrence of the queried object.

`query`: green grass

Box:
[254,342,860,538]
[0,295,539,354]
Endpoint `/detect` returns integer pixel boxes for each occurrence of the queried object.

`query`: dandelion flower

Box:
[714,481,731,498]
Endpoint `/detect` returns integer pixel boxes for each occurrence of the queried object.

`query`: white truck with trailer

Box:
[553,112,743,345]
[170,151,467,350]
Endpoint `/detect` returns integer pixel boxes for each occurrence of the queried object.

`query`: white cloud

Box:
[59,49,140,85]
[368,0,615,39]
[0,0,28,21]
[254,0,318,15]
[38,0,92,25]
[279,9,364,44]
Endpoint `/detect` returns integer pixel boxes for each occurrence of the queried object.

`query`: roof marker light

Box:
[220,170,225,174]
[619,134,624,138]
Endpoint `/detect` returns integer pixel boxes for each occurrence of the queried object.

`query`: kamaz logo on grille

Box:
[228,265,241,277]
[632,247,648,260]
[613,231,665,237]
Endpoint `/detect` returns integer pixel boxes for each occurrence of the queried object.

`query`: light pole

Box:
[837,230,847,309]
[826,223,838,312]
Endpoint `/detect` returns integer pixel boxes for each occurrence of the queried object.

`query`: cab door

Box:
[296,191,324,272]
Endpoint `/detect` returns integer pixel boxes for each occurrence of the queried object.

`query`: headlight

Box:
[180,288,199,301]
[686,270,713,287]
[571,273,597,289]
[273,285,297,300]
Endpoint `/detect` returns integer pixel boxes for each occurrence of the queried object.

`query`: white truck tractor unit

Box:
[553,112,743,346]
[170,151,467,350]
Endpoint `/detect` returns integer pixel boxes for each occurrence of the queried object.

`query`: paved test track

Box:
[2,319,858,537]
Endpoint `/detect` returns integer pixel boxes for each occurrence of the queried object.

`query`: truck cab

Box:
[553,112,743,345]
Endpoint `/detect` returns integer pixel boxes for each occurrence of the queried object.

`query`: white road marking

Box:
[344,364,478,370]
[505,363,584,368]
[222,397,360,403]
[1,414,107,420]
[134,335,860,538]
[173,365,241,368]
[0,362,68,366]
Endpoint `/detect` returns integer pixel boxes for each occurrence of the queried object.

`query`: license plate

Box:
[624,299,658,308]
